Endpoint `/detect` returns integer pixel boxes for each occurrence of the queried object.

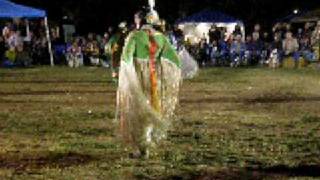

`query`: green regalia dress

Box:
[105,32,127,81]
[116,25,182,152]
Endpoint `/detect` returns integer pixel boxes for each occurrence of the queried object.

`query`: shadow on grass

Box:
[181,96,320,104]
[0,152,94,172]
[164,165,320,180]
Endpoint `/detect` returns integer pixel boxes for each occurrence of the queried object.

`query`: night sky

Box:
[12,0,320,34]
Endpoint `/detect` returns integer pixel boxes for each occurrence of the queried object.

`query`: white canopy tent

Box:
[176,10,245,44]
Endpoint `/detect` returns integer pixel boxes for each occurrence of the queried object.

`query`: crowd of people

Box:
[183,22,320,68]
[0,19,50,67]
[1,17,320,69]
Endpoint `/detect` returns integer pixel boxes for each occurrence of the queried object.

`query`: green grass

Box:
[0,66,320,179]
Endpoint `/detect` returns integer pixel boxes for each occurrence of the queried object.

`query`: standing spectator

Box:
[51,26,66,65]
[272,23,284,41]
[173,25,184,50]
[303,23,312,40]
[253,23,261,39]
[233,24,242,37]
[198,38,208,67]
[208,25,221,44]
[219,32,230,66]
[250,31,263,65]
[261,32,271,64]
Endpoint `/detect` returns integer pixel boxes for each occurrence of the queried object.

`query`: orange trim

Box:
[148,32,160,112]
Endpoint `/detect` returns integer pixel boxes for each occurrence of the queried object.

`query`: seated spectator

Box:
[261,32,271,64]
[230,34,246,67]
[299,36,315,62]
[4,47,16,67]
[15,44,33,67]
[87,41,100,66]
[66,39,83,68]
[283,32,299,59]
[282,32,299,68]
[2,22,12,42]
[208,40,219,65]
[311,22,320,61]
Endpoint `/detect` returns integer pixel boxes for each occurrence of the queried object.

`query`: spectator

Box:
[208,25,221,43]
[230,34,246,67]
[66,39,83,68]
[198,38,208,67]
[233,24,242,37]
[299,36,314,62]
[311,22,320,60]
[208,40,219,65]
[2,22,12,42]
[270,34,283,62]
[15,44,32,67]
[0,36,5,63]
[253,23,261,38]
[173,25,184,50]
[218,33,230,66]
[283,32,299,57]
[250,31,263,65]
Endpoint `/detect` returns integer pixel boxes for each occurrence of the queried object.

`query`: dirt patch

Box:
[0,90,115,96]
[0,152,94,172]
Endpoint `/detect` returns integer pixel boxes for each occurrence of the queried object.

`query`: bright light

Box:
[293,9,299,14]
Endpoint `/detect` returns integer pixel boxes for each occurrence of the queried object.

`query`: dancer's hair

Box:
[134,10,147,26]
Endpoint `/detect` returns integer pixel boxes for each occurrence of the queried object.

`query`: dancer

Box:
[116,7,182,158]
[105,22,128,82]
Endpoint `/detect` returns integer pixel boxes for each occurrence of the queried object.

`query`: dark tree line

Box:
[12,0,320,34]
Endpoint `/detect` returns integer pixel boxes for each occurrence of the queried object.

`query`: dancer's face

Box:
[134,14,141,26]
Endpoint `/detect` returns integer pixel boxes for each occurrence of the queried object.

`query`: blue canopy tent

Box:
[176,10,245,44]
[0,0,54,66]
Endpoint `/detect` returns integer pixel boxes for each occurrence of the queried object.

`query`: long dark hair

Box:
[134,10,147,27]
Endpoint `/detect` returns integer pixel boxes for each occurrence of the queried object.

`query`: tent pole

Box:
[26,20,30,40]
[44,17,54,66]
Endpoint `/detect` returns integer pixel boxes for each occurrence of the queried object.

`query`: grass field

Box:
[0,66,320,179]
